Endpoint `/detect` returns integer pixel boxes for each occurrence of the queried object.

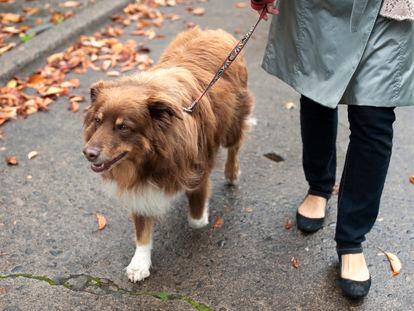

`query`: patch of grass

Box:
[0,274,214,310]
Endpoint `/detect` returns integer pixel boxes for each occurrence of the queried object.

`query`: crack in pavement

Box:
[0,273,213,311]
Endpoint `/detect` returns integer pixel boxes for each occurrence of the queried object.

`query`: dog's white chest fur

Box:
[103,182,177,217]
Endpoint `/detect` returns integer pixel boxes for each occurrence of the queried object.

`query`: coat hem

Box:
[261,62,413,108]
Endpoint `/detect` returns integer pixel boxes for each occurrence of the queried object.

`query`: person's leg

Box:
[336,105,395,297]
[298,95,338,220]
[336,105,395,251]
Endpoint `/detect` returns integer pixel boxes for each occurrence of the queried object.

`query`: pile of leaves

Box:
[0,0,185,126]
[0,1,82,56]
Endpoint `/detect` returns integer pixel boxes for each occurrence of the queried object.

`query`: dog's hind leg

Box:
[126,214,154,282]
[186,178,210,229]
[225,141,242,185]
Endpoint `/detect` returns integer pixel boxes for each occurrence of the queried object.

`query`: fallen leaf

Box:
[0,43,16,56]
[6,80,18,88]
[1,13,23,24]
[409,176,414,184]
[212,217,224,229]
[285,102,296,110]
[235,2,248,8]
[244,207,253,213]
[69,95,84,102]
[107,70,120,77]
[379,249,402,276]
[59,1,81,8]
[186,21,196,29]
[96,213,106,230]
[264,152,285,163]
[284,219,294,230]
[291,256,299,269]
[61,79,80,88]
[27,73,46,86]
[50,11,65,24]
[5,156,18,165]
[191,7,206,16]
[69,101,79,112]
[102,60,112,71]
[43,86,64,96]
[27,150,38,160]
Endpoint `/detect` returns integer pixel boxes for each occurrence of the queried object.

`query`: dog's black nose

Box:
[83,147,100,162]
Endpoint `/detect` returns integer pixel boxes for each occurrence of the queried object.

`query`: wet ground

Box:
[1,1,413,310]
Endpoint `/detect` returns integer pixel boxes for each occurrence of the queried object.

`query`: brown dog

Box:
[83,27,253,282]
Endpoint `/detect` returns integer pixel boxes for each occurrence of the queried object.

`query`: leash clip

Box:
[183,100,197,113]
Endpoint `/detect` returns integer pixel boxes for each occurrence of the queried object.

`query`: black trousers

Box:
[300,96,396,254]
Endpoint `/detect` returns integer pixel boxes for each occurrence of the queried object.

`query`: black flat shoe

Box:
[296,212,325,233]
[338,277,371,300]
[338,254,371,299]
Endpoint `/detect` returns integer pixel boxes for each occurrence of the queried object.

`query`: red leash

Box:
[183,8,267,113]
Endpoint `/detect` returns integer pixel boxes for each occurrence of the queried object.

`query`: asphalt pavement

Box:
[1,1,413,310]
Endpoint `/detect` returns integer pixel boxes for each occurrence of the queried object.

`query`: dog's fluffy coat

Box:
[83,27,253,282]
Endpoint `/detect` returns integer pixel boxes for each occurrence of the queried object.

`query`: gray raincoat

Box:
[262,0,414,108]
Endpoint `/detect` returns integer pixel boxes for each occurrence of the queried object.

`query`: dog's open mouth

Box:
[91,152,128,173]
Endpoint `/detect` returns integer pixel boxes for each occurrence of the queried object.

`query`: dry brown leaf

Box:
[5,155,18,166]
[102,60,112,71]
[27,73,46,86]
[69,101,79,112]
[186,21,196,29]
[6,80,18,88]
[212,217,224,229]
[284,219,294,230]
[409,176,414,185]
[60,1,81,8]
[235,2,248,8]
[23,7,40,16]
[43,86,64,96]
[50,11,65,24]
[291,256,299,269]
[2,26,21,34]
[61,79,80,88]
[27,150,38,160]
[0,43,16,56]
[96,213,107,230]
[380,250,402,276]
[285,102,296,110]
[69,95,84,102]
[107,70,120,77]
[191,7,206,16]
[1,13,23,24]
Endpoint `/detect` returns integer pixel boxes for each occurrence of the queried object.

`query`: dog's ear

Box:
[148,100,183,124]
[90,81,105,103]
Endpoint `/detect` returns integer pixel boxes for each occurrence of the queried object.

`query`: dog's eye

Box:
[116,124,129,131]
[95,117,101,125]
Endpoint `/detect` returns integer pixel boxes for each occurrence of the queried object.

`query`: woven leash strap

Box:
[183,8,267,113]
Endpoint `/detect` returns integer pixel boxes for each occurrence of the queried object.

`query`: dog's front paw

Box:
[126,244,151,283]
[225,163,240,186]
[188,205,209,229]
[126,264,150,282]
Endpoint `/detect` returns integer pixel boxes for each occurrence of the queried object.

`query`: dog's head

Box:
[82,79,184,174]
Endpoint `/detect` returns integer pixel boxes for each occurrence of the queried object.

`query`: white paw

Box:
[188,205,209,229]
[125,244,152,283]
[126,264,150,282]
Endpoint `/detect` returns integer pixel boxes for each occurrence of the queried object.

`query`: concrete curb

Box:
[0,0,132,85]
